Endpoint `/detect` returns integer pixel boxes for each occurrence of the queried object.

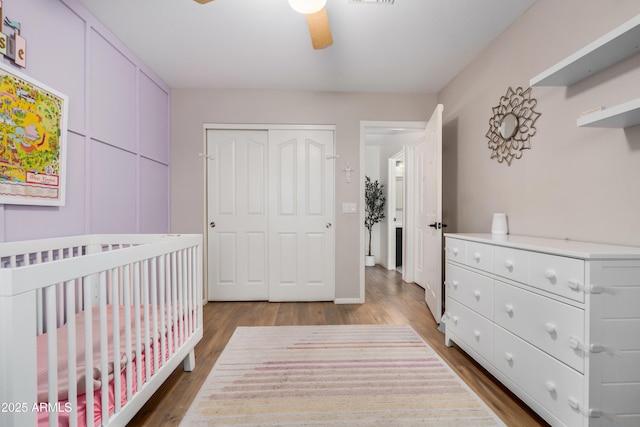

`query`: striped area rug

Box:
[181,324,505,426]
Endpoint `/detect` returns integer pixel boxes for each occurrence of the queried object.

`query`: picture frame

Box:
[0,62,68,206]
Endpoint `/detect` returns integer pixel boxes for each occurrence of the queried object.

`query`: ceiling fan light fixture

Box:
[288,0,327,14]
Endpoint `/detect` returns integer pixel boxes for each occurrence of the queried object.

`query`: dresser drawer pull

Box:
[567,280,581,291]
[544,322,557,334]
[473,252,481,262]
[452,316,459,325]
[504,352,514,362]
[452,280,458,289]
[504,259,514,270]
[544,269,557,282]
[504,304,514,315]
[569,336,582,350]
[451,248,459,256]
[568,397,580,411]
[544,381,557,393]
[473,330,480,339]
[473,290,481,299]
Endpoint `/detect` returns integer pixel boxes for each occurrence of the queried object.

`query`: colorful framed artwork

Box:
[0,62,68,206]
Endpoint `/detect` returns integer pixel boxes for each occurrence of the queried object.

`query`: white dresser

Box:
[443,233,640,427]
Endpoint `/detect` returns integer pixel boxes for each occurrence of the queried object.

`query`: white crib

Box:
[0,234,203,427]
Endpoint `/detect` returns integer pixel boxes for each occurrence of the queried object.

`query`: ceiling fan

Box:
[193,0,333,50]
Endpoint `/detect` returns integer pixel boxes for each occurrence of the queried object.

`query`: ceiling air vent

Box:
[349,0,395,4]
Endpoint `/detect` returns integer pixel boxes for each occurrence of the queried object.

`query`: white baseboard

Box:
[334,298,364,304]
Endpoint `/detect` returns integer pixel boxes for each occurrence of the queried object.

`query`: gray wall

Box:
[439,0,640,246]
[170,90,436,299]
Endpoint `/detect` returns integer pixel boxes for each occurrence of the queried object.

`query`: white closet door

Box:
[268,129,335,302]
[207,130,269,301]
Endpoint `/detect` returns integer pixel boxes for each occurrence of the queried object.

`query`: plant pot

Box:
[365,255,375,267]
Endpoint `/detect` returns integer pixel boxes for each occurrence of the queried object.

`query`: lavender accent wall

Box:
[0,0,171,242]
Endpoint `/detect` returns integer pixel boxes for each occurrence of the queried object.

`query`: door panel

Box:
[207,130,269,301]
[423,105,444,322]
[278,139,297,215]
[414,144,428,290]
[269,130,335,302]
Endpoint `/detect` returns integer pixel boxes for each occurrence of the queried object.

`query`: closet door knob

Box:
[210,221,216,228]
[326,223,332,228]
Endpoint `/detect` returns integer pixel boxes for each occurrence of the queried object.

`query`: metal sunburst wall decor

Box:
[486,86,540,165]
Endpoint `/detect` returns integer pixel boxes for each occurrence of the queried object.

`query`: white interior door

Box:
[268,129,335,302]
[386,157,397,270]
[414,104,444,323]
[207,130,269,301]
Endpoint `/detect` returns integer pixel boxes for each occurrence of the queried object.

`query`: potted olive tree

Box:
[364,176,386,267]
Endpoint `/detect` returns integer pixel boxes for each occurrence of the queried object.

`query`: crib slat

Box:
[36,252,44,335]
[171,251,178,350]
[176,250,182,342]
[112,267,122,414]
[150,256,159,373]
[123,264,133,402]
[45,284,59,427]
[99,271,110,425]
[166,253,174,359]
[187,247,193,335]
[159,254,167,365]
[65,280,78,427]
[183,249,188,339]
[83,278,94,427]
[142,259,151,383]
[133,261,143,391]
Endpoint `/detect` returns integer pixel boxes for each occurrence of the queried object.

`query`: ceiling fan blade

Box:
[193,0,215,3]
[305,7,333,50]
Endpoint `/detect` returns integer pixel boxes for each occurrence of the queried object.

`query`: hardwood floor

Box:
[129,266,549,426]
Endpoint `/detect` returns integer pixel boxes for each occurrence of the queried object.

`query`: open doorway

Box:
[359,121,426,301]
[387,153,404,274]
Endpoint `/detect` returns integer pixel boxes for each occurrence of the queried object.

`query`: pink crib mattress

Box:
[36,306,176,427]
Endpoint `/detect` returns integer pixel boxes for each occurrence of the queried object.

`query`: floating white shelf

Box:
[577,98,640,128]
[530,15,640,87]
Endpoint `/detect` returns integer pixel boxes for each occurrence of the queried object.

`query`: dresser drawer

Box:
[445,238,466,263]
[445,297,493,363]
[493,246,530,284]
[466,241,493,273]
[494,326,584,427]
[445,263,493,319]
[494,281,585,373]
[530,252,585,303]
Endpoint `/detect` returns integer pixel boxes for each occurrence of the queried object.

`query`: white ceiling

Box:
[76,0,536,93]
